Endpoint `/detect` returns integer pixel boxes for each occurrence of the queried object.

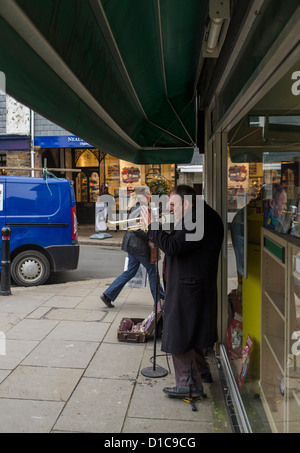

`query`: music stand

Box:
[141,244,168,378]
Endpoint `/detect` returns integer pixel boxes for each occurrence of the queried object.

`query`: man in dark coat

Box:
[141,185,224,399]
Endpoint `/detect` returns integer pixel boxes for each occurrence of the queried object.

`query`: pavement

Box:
[0,225,234,434]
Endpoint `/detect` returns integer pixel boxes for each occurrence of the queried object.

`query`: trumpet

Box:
[107,217,147,231]
[107,213,170,230]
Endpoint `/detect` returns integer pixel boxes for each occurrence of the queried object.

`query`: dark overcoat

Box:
[148,202,224,354]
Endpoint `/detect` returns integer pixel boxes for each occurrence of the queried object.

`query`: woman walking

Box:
[100,186,165,308]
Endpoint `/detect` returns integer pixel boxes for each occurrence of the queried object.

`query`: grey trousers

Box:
[172,348,210,387]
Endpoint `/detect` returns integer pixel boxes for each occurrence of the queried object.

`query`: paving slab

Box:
[0,298,47,315]
[44,307,105,322]
[0,365,83,401]
[0,339,39,370]
[130,376,212,422]
[0,399,64,433]
[122,417,214,434]
[22,339,99,368]
[53,377,134,433]
[26,306,53,320]
[84,342,145,380]
[5,318,58,341]
[42,295,84,309]
[46,320,109,342]
[0,313,25,332]
[56,286,96,297]
[0,370,11,384]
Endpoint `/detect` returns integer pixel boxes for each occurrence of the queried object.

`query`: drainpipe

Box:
[30,109,35,177]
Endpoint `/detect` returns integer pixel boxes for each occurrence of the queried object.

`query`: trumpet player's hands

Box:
[141,205,154,228]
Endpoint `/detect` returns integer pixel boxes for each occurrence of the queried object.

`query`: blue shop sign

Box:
[34,135,92,148]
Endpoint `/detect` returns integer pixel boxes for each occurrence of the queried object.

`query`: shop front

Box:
[73,150,176,224]
[204,11,300,431]
[34,135,178,225]
[224,61,300,432]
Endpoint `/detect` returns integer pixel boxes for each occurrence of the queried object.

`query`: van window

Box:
[6,183,60,216]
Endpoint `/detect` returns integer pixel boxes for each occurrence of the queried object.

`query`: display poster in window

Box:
[228,163,249,190]
[120,160,142,188]
[89,172,99,203]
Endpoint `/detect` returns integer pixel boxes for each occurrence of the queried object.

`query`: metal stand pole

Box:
[0,227,11,296]
[141,244,168,378]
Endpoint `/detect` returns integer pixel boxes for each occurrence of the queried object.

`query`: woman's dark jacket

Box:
[147,202,224,354]
[121,202,149,256]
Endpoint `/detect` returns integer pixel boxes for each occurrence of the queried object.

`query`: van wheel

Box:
[11,250,51,287]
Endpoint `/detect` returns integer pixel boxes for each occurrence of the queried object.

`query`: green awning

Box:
[0,0,208,164]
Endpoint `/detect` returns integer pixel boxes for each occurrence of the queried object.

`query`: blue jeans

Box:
[104,253,165,303]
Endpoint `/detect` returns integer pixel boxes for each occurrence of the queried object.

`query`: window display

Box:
[76,172,88,202]
[227,147,300,432]
[89,172,99,202]
[74,150,176,224]
[224,55,300,432]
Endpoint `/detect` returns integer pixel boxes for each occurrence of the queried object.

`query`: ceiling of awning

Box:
[0,0,210,164]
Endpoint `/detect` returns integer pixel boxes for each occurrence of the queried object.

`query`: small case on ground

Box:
[117,301,163,343]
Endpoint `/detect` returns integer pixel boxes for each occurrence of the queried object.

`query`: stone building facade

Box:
[0,94,75,176]
[0,94,31,176]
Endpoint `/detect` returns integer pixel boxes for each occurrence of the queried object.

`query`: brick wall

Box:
[6,150,31,176]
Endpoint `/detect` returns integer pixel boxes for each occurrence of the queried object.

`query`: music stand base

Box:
[141,365,168,378]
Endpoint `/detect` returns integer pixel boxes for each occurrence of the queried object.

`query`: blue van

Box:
[0,176,79,286]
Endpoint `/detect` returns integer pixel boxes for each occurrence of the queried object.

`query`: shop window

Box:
[227,147,269,431]
[76,172,88,202]
[104,157,176,197]
[74,149,103,208]
[145,164,174,195]
[227,110,300,431]
[74,150,177,224]
[89,172,99,202]
[75,171,100,203]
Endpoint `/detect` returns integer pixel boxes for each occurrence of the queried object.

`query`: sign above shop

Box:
[34,135,91,148]
[0,135,30,150]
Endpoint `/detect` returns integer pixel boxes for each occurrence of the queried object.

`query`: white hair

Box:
[128,186,150,209]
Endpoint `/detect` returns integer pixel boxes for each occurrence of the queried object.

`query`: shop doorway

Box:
[73,148,104,225]
[75,168,100,224]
